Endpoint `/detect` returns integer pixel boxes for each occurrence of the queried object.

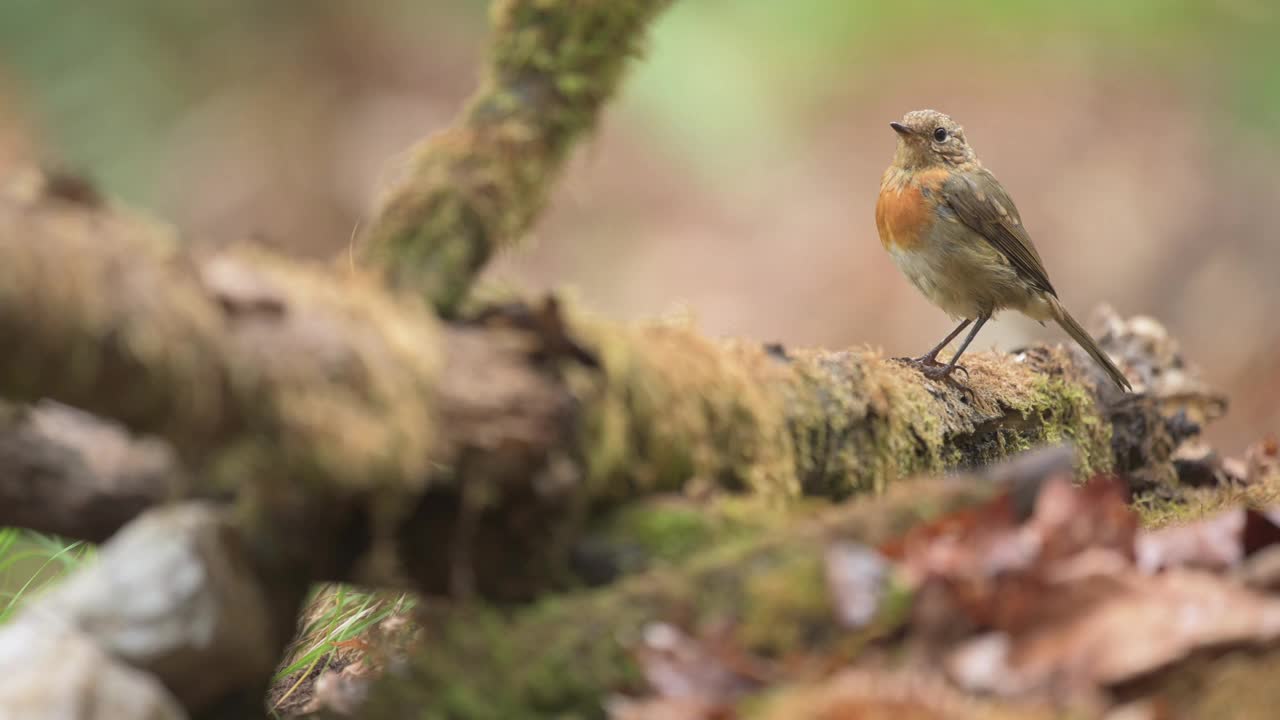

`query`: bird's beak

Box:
[889,121,913,137]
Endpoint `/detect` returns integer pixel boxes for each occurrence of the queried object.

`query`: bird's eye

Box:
[933,127,949,142]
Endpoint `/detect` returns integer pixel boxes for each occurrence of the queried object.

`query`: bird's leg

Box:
[921,314,989,381]
[906,318,972,366]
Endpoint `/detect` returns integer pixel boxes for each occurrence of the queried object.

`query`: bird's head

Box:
[889,109,977,170]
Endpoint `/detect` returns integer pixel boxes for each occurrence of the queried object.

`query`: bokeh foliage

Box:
[1,0,1274,205]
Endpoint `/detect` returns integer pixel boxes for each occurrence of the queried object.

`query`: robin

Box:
[875,109,1131,391]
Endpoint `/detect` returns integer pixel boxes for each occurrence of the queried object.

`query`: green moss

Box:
[918,349,1112,481]
[1015,372,1112,479]
[565,309,1116,511]
[590,496,788,575]
[737,550,830,654]
[362,539,834,717]
[781,345,1111,498]
[571,319,800,502]
[612,503,714,561]
[362,581,652,718]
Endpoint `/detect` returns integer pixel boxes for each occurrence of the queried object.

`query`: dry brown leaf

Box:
[883,474,1133,587]
[1135,509,1245,573]
[1029,475,1135,566]
[753,668,1052,720]
[883,474,1138,634]
[615,622,752,720]
[879,491,1024,584]
[1135,506,1280,573]
[947,571,1280,697]
[633,623,759,703]
[875,469,1280,706]
[825,542,891,629]
[605,696,735,720]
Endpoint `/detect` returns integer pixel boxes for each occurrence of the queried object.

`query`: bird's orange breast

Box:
[876,167,950,251]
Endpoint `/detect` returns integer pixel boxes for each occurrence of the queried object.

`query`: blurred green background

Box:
[2,0,1278,450]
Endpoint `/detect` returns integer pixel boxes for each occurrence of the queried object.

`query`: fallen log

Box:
[0,168,1211,599]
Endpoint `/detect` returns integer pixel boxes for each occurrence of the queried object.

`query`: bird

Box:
[875,109,1131,391]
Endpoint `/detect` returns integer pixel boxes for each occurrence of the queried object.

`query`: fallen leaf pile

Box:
[617,452,1280,719]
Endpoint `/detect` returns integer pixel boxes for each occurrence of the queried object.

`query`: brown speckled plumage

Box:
[876,109,1131,391]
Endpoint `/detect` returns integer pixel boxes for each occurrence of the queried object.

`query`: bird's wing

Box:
[941,169,1056,297]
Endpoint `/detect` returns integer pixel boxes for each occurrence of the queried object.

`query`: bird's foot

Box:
[894,356,970,382]
[922,365,975,402]
[921,362,969,381]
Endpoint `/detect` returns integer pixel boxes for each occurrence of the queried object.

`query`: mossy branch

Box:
[360,0,675,315]
[0,175,443,497]
[0,168,1201,602]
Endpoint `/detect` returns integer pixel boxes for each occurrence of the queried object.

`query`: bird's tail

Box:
[1051,302,1131,391]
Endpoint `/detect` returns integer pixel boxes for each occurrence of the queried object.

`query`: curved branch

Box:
[359,0,675,315]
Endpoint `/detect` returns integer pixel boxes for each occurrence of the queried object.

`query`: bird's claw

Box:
[920,364,948,379]
[928,364,970,381]
[894,356,970,382]
[897,358,975,401]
